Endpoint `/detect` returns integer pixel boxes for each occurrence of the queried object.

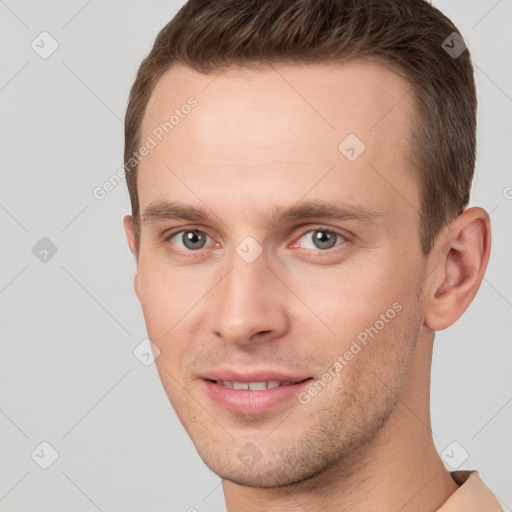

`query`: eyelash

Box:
[163,226,349,256]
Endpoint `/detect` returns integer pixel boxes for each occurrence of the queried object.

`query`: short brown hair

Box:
[124,0,476,255]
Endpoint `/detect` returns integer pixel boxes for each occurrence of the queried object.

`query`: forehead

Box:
[138,60,419,224]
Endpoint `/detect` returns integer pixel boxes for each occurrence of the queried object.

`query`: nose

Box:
[208,245,290,347]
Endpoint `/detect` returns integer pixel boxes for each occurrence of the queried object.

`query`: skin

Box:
[123,60,491,511]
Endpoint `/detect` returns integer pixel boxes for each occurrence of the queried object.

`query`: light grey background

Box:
[1,1,511,511]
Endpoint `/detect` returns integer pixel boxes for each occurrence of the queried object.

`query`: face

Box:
[126,60,430,487]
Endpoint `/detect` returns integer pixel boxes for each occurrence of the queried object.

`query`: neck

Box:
[222,332,460,512]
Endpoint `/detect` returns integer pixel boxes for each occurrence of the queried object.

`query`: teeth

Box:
[217,380,291,390]
[248,381,267,390]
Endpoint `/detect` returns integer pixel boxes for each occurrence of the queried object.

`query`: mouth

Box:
[206,378,311,390]
[202,377,314,415]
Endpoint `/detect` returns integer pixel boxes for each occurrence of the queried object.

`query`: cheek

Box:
[136,258,212,378]
[328,298,419,410]
[292,258,421,379]
[137,257,203,337]
[289,261,401,340]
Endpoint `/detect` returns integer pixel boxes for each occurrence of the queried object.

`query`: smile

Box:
[203,378,313,414]
[213,380,300,390]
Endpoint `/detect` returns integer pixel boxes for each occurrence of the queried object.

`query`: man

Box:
[122,1,502,510]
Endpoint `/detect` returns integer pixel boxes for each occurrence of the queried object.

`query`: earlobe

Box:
[133,273,141,302]
[123,215,141,301]
[123,215,138,256]
[424,207,491,332]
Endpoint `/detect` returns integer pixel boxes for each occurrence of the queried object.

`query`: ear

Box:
[424,207,491,331]
[123,215,141,301]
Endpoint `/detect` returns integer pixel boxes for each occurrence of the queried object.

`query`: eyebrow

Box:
[141,199,383,226]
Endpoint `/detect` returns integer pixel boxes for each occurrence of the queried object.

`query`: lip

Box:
[201,369,311,383]
[202,377,313,415]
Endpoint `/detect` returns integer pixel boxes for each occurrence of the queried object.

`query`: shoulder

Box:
[437,470,503,512]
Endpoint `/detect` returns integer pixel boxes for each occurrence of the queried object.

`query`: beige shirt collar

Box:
[437,470,503,511]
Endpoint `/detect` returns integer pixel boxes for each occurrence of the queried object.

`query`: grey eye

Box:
[172,230,209,251]
[312,230,337,249]
[298,230,343,250]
